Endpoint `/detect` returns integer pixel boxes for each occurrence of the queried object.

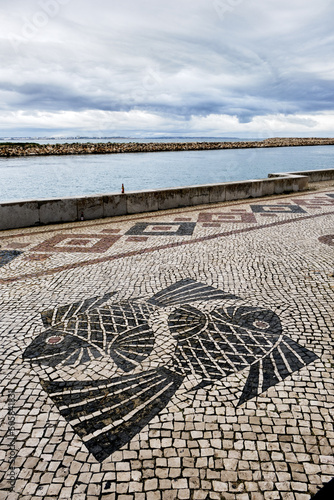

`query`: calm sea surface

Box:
[1,138,333,202]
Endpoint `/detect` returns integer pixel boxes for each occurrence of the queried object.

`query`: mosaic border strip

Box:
[1,209,334,285]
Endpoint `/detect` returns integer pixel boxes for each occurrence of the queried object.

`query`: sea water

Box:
[0,139,333,202]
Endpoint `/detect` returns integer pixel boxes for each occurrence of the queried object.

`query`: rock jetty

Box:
[1,137,334,157]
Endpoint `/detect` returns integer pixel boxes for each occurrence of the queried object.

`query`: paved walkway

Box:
[1,184,333,499]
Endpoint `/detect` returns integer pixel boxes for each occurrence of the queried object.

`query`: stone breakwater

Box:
[1,137,334,157]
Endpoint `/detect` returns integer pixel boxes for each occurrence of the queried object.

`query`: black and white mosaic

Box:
[2,187,334,498]
[23,279,317,462]
[250,204,306,214]
[125,222,196,236]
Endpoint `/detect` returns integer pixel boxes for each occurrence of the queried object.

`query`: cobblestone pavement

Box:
[0,185,333,500]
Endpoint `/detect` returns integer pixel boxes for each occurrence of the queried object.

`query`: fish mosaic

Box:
[23,279,318,462]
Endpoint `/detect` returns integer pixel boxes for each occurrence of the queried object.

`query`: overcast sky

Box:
[1,0,334,137]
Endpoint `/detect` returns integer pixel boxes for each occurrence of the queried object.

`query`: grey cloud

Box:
[1,0,334,135]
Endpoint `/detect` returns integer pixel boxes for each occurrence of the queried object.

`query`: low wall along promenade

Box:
[1,169,334,231]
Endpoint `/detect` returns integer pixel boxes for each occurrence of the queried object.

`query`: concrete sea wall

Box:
[1,169,334,231]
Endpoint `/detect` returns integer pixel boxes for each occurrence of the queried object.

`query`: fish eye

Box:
[45,335,64,345]
[253,320,270,329]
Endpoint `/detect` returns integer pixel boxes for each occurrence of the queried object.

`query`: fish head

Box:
[23,326,89,368]
[209,305,282,336]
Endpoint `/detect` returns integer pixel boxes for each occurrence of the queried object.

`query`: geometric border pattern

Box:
[292,196,334,209]
[125,222,196,236]
[3,209,334,285]
[198,210,257,224]
[250,204,306,214]
[28,234,121,254]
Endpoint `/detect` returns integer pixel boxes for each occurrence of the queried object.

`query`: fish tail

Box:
[148,278,239,307]
[41,367,184,462]
[238,336,317,406]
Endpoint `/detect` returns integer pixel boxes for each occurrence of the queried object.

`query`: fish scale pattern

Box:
[61,302,156,371]
[168,304,282,380]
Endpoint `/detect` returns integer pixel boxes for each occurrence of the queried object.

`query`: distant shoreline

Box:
[1,137,334,157]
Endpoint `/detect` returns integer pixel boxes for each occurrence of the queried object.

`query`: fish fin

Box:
[237,362,261,407]
[106,302,156,372]
[41,310,54,328]
[41,292,115,327]
[168,304,207,340]
[148,279,239,307]
[41,367,184,462]
[109,325,155,372]
[280,336,318,368]
[238,337,317,406]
